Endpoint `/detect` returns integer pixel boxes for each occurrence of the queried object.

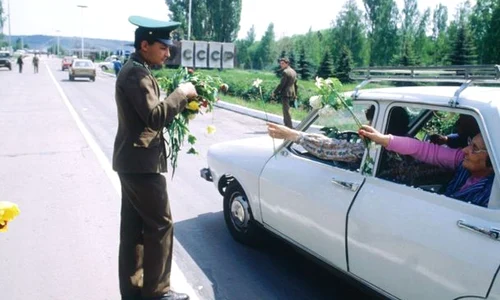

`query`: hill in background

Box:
[9,34,133,53]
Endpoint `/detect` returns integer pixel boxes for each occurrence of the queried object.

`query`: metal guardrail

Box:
[349,65,500,107]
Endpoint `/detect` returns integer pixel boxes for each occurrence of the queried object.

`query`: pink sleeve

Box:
[386,136,464,170]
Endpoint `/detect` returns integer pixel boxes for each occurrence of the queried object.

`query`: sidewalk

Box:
[0,60,120,299]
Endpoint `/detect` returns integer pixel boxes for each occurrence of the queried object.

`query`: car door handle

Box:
[331,177,360,192]
[457,220,500,241]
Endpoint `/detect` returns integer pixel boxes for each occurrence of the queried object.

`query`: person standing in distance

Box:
[113,16,197,300]
[32,54,39,73]
[16,55,23,73]
[272,57,298,128]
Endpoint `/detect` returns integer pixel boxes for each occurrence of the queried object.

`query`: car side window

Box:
[289,103,372,172]
[376,106,495,208]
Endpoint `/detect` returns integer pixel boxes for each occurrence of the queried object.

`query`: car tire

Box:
[101,66,108,71]
[223,181,261,246]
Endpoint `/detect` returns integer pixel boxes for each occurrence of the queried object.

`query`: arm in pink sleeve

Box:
[386,136,464,170]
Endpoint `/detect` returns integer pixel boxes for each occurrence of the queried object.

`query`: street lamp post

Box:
[77,5,88,58]
[56,31,60,56]
[187,0,192,40]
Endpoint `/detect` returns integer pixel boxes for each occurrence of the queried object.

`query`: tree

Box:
[484,2,500,63]
[414,8,431,65]
[363,0,400,66]
[449,4,477,65]
[331,0,366,66]
[449,23,477,65]
[235,25,256,69]
[335,46,353,83]
[166,0,242,42]
[297,46,313,80]
[0,0,5,44]
[469,0,495,63]
[316,51,334,79]
[14,38,22,51]
[254,23,275,70]
[289,50,296,70]
[431,4,449,65]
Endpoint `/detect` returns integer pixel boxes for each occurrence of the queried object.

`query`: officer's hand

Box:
[178,82,198,99]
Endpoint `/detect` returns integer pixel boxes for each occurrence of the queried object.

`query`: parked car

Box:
[61,56,73,71]
[97,55,118,71]
[0,51,12,70]
[68,59,96,81]
[201,65,500,300]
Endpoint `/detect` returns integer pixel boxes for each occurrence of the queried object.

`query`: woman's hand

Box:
[267,122,300,141]
[358,125,391,147]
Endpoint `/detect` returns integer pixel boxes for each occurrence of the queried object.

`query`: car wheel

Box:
[90,76,95,81]
[223,181,261,246]
[101,66,108,71]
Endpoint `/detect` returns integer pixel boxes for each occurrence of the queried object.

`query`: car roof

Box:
[354,85,500,108]
[354,85,500,167]
[72,59,93,63]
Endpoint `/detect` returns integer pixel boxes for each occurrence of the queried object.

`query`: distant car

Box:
[97,55,118,71]
[0,51,12,70]
[61,56,73,71]
[68,59,96,81]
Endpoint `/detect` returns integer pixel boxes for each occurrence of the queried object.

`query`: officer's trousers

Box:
[118,173,173,299]
[281,97,293,128]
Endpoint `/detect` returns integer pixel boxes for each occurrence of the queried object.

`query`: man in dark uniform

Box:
[113,16,197,300]
[272,57,298,128]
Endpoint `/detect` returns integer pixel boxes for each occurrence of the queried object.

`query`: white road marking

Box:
[45,62,200,300]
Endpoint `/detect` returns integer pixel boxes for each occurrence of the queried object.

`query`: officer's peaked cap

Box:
[129,15,180,46]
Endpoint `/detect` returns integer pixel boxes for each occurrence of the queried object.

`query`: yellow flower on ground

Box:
[207,125,216,135]
[0,201,20,232]
[186,101,199,111]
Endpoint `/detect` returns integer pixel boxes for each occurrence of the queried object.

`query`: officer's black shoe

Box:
[150,290,190,300]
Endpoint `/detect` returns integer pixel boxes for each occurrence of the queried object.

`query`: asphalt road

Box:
[0,57,373,300]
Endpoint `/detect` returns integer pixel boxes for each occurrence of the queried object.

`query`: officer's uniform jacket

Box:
[274,66,298,98]
[113,52,187,173]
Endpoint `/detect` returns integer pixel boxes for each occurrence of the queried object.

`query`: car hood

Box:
[207,135,283,180]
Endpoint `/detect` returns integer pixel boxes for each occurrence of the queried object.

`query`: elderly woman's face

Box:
[462,134,491,173]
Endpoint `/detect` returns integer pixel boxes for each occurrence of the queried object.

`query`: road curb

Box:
[214,100,301,127]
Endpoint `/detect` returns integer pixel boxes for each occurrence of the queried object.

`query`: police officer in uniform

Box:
[272,57,298,128]
[113,16,197,300]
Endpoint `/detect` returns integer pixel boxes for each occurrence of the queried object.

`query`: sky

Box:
[4,0,474,42]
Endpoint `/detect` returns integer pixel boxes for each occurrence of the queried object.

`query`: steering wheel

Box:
[333,130,361,143]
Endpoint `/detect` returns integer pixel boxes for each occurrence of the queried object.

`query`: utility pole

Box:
[187,0,192,40]
[56,30,60,56]
[7,0,12,51]
[77,4,88,58]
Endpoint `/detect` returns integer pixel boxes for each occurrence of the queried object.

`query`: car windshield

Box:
[0,53,10,58]
[74,61,92,67]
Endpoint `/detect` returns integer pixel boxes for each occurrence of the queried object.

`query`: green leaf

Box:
[187,134,197,144]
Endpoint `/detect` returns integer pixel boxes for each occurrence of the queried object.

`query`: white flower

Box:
[309,95,323,109]
[325,78,333,86]
[315,76,323,89]
[318,105,336,118]
[253,78,263,88]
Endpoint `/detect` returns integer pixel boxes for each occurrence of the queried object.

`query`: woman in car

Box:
[359,125,495,207]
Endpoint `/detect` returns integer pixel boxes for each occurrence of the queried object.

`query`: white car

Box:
[202,65,500,299]
[97,55,118,71]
